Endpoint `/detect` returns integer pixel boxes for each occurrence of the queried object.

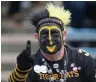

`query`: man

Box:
[8,3,96,82]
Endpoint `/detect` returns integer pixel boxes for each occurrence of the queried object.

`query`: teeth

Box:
[46,45,56,52]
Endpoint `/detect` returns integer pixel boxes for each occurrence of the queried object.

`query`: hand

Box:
[17,40,35,70]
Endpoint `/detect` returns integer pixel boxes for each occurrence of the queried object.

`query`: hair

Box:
[30,3,71,33]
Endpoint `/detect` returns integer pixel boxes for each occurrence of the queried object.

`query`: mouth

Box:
[46,45,56,52]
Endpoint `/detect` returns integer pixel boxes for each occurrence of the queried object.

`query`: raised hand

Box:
[17,40,34,70]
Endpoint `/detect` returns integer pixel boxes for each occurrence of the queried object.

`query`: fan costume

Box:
[8,3,96,82]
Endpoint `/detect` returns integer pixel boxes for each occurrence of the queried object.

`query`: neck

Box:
[41,46,64,61]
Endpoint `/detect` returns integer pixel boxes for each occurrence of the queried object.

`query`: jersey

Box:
[26,45,96,82]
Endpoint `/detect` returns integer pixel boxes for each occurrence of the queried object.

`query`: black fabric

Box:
[37,17,64,33]
[26,45,96,82]
[17,49,34,70]
[17,41,36,70]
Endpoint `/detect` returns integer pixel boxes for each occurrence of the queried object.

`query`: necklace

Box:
[40,47,68,82]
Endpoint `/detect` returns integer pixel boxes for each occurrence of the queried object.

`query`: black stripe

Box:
[16,68,28,74]
[14,70,26,79]
[9,75,13,82]
[12,72,24,82]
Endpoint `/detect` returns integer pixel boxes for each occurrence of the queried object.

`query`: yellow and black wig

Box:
[30,3,71,33]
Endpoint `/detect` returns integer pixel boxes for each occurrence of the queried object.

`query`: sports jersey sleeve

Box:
[25,68,38,82]
[8,65,32,82]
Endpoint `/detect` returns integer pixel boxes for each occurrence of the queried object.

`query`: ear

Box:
[62,31,66,40]
[34,33,38,40]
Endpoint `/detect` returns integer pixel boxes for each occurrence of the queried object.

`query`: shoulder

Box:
[65,44,90,58]
[65,44,94,65]
[65,45,95,73]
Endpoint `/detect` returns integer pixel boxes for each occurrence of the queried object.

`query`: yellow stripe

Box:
[13,70,26,78]
[15,68,28,77]
[49,29,51,40]
[39,26,62,52]
[14,68,28,78]
[39,26,61,36]
[49,29,53,45]
[10,73,15,82]
[13,72,26,81]
[16,64,32,72]
[8,75,11,82]
[39,26,62,45]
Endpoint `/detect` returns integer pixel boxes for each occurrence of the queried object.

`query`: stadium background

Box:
[1,1,96,82]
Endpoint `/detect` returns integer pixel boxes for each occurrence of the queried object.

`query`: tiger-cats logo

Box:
[39,70,79,80]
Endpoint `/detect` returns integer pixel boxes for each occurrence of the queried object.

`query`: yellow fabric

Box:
[10,74,15,82]
[12,71,26,81]
[16,64,32,72]
[14,68,28,78]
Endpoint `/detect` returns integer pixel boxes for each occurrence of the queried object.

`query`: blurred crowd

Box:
[1,1,96,30]
[2,1,96,48]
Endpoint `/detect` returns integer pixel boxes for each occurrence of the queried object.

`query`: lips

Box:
[46,45,56,52]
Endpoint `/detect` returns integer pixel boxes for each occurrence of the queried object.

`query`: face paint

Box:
[38,26,63,55]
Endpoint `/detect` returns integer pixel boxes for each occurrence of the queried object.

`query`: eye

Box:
[51,29,60,37]
[40,29,48,38]
[52,33,59,37]
[41,34,47,38]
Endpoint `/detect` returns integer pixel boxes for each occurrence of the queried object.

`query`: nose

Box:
[48,31,52,45]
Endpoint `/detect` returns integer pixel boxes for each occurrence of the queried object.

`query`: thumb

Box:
[26,40,31,54]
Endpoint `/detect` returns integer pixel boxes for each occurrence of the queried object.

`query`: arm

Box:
[8,41,35,82]
[8,65,32,82]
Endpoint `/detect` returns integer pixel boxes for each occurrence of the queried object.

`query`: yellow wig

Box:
[45,3,71,29]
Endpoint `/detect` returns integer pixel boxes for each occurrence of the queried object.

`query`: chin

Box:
[45,48,62,55]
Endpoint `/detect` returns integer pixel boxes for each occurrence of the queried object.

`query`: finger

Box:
[26,40,31,53]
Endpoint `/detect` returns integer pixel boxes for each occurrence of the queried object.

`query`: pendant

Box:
[73,67,77,71]
[63,75,67,81]
[53,63,59,68]
[60,79,64,82]
[48,69,52,73]
[56,69,60,72]
[78,66,81,70]
[61,70,64,74]
[64,61,66,66]
[42,58,45,62]
[44,62,47,65]
[50,77,55,81]
[70,63,75,67]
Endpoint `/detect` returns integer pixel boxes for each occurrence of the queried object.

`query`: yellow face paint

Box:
[46,45,56,52]
[39,26,62,52]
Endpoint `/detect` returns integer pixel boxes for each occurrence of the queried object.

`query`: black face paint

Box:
[39,26,63,55]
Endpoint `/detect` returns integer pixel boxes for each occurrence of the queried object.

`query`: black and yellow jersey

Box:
[8,45,96,82]
[26,45,96,82]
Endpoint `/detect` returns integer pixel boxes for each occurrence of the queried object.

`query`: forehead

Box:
[39,26,61,32]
